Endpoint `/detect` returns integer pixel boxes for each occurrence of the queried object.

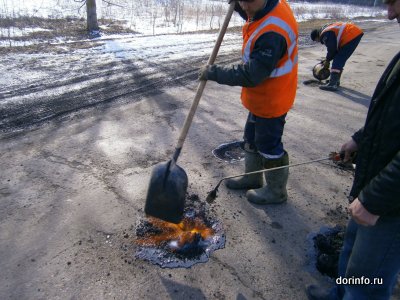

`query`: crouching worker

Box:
[199,0,298,204]
[310,22,363,91]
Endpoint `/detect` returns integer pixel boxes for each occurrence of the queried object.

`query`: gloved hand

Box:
[340,138,358,163]
[322,59,330,69]
[198,65,210,81]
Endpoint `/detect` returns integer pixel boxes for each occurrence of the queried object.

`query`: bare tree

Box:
[152,0,158,35]
[209,4,214,30]
[75,0,99,34]
[86,0,99,32]
[196,5,200,30]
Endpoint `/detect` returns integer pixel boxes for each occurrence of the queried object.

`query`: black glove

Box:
[198,65,209,81]
[322,59,330,69]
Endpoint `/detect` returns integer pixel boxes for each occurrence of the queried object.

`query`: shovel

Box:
[206,156,334,204]
[145,2,236,224]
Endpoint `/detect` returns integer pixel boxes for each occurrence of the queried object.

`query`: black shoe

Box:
[319,72,341,92]
[306,285,335,300]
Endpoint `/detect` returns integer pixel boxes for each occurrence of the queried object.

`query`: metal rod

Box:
[216,157,331,185]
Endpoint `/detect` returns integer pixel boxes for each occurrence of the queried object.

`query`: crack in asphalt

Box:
[41,150,133,207]
[211,256,267,300]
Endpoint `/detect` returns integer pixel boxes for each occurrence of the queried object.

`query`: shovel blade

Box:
[145,161,188,224]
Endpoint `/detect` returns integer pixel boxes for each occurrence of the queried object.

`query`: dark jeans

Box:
[330,217,400,299]
[243,112,286,157]
[332,34,363,71]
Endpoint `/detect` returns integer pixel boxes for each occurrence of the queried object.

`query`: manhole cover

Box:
[212,141,245,163]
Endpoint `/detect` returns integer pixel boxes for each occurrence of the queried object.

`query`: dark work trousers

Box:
[243,112,286,158]
[325,217,400,300]
[332,33,363,71]
[338,217,400,299]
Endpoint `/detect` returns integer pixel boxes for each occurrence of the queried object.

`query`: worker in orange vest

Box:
[199,0,298,205]
[311,22,363,91]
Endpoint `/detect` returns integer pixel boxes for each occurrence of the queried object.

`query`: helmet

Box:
[313,62,330,81]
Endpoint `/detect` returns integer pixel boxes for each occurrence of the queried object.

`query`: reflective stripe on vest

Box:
[322,23,345,49]
[242,16,297,78]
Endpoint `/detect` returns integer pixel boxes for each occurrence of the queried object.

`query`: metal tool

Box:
[206,156,335,204]
[144,2,236,224]
[313,61,330,81]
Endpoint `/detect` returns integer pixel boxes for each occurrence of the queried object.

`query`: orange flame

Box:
[137,216,215,249]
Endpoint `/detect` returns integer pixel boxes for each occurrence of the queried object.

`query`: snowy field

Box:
[0,0,387,36]
[0,0,391,132]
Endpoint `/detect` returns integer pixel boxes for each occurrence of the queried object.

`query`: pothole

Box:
[134,194,225,268]
[309,225,345,279]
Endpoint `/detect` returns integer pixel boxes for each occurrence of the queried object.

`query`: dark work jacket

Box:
[350,52,400,217]
[320,31,338,62]
[206,0,287,87]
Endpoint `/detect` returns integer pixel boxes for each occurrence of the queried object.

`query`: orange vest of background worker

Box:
[311,22,364,91]
[321,22,363,49]
[198,0,298,205]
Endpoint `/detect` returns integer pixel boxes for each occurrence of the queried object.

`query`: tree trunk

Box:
[86,0,99,32]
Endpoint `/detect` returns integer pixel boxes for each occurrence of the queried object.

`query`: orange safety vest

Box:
[241,0,298,118]
[321,22,363,49]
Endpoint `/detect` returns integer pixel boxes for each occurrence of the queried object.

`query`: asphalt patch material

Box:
[134,194,225,268]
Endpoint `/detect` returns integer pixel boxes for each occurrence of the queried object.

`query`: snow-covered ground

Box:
[0,0,387,36]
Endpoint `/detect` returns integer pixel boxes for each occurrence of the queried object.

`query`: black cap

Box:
[310,29,319,41]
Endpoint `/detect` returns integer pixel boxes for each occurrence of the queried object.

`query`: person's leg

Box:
[254,113,286,158]
[225,113,263,190]
[335,219,358,299]
[246,114,289,204]
[340,216,400,299]
[243,112,256,149]
[307,216,400,300]
[331,34,363,71]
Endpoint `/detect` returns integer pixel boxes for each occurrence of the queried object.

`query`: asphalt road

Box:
[0,21,399,300]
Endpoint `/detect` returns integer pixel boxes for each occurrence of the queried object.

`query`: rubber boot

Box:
[246,151,289,204]
[225,151,263,190]
[319,71,341,91]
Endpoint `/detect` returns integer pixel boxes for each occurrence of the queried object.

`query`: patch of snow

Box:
[0,27,51,38]
[0,0,387,37]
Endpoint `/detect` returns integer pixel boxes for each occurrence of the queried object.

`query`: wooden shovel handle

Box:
[172,1,236,163]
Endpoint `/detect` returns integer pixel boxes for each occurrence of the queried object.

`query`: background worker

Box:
[310,22,363,91]
[199,0,298,205]
[307,0,400,299]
